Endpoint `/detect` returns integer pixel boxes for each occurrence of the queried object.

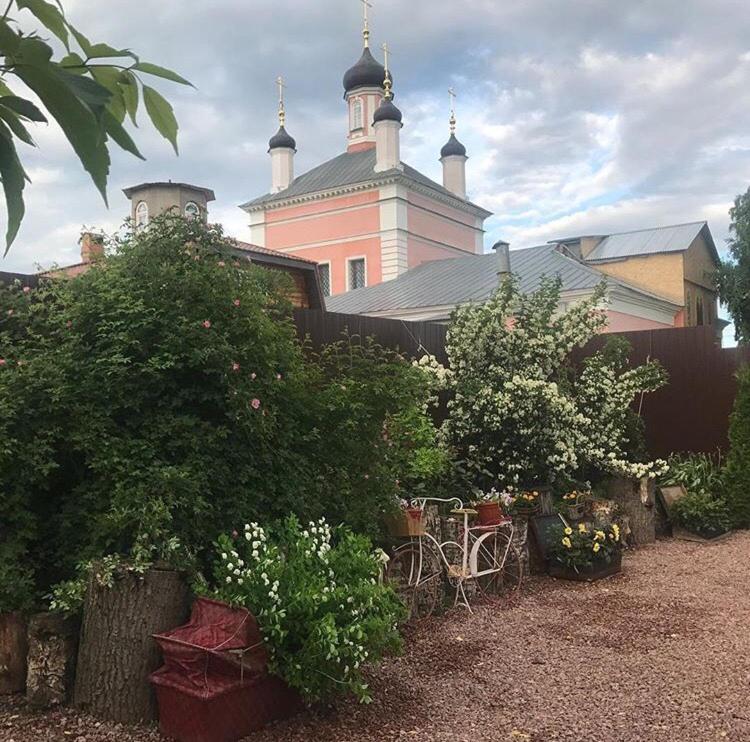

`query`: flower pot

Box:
[565,503,585,521]
[385,510,426,538]
[476,501,503,526]
[549,551,622,582]
[513,502,541,518]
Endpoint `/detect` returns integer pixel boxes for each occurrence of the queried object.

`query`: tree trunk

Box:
[26,612,78,709]
[73,567,189,724]
[607,475,655,545]
[0,612,28,694]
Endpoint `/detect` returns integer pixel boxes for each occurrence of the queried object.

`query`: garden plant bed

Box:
[672,526,734,544]
[548,551,622,582]
[3,533,750,741]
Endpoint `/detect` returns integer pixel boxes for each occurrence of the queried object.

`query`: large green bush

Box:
[0,215,441,611]
[724,367,750,527]
[671,492,732,539]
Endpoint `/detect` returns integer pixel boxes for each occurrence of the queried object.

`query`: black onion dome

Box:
[268,125,296,151]
[373,98,402,124]
[440,133,467,158]
[343,47,392,93]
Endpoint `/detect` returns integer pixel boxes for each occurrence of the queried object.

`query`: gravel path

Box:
[3,533,750,742]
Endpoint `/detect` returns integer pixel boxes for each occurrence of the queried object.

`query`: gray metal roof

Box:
[326,243,623,315]
[583,221,711,262]
[241,148,490,215]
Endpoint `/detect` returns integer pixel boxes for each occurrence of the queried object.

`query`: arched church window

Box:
[352,98,363,130]
[184,201,200,220]
[135,201,149,229]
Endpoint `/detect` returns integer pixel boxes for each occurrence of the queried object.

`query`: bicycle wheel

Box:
[474,531,523,599]
[386,544,442,621]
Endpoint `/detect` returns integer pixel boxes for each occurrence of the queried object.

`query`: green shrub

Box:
[207,516,404,703]
[724,367,750,528]
[0,215,442,611]
[548,521,622,571]
[671,491,732,539]
[661,451,725,496]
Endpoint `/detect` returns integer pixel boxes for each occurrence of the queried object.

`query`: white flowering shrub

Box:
[423,277,668,486]
[209,516,404,703]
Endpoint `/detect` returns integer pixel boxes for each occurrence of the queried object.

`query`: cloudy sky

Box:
[3,0,749,301]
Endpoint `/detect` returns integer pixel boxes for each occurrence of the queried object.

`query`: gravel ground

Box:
[3,532,750,742]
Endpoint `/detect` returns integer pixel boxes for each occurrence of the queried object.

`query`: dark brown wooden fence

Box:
[293,310,748,457]
[292,309,448,364]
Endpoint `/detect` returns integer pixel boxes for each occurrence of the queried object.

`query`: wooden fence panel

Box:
[293,310,748,457]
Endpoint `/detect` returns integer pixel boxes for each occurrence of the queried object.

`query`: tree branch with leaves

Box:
[0,0,191,251]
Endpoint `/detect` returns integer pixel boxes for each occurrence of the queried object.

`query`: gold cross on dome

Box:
[448,87,457,133]
[360,0,372,47]
[381,42,393,99]
[276,75,286,126]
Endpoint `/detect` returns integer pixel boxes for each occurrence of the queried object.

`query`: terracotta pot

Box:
[476,501,502,525]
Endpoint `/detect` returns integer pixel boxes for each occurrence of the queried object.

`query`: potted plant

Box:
[385,498,425,538]
[548,521,623,581]
[508,490,541,518]
[472,488,511,526]
[561,489,589,520]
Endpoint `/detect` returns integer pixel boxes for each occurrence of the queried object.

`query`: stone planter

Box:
[0,611,28,694]
[549,551,622,582]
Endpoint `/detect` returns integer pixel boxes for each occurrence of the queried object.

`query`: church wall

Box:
[605,310,675,333]
[406,192,480,254]
[265,191,379,222]
[407,237,468,268]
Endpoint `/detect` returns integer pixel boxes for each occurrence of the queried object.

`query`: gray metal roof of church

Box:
[241,148,490,214]
[326,243,629,315]
[582,221,717,263]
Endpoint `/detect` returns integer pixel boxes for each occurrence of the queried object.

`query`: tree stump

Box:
[26,612,79,709]
[607,476,655,545]
[73,567,189,724]
[0,612,28,694]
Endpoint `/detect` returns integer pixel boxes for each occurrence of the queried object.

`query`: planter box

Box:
[385,511,425,538]
[549,552,622,582]
[673,527,733,544]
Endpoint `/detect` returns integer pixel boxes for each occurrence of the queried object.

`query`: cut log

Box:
[0,611,28,694]
[607,476,655,545]
[73,567,189,724]
[26,612,79,709]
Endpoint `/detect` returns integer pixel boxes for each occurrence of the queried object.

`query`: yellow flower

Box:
[592,542,601,553]
[578,523,588,534]
[561,537,572,549]
[594,530,605,541]
[564,527,573,535]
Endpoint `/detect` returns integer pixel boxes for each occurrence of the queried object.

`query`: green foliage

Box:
[0,215,441,611]
[207,516,404,703]
[548,521,622,571]
[724,367,750,527]
[671,492,732,539]
[0,1,191,250]
[661,451,725,497]
[718,188,750,343]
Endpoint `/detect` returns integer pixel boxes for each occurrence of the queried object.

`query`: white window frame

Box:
[346,255,367,292]
[318,261,332,297]
[184,201,200,220]
[351,98,363,131]
[135,200,149,229]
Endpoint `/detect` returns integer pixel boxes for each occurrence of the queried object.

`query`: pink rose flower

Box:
[22,286,30,294]
[276,373,282,380]
[233,299,240,307]
[66,320,72,328]
[202,320,211,329]
[218,261,226,267]
[250,372,256,380]
[250,398,261,410]
[0,359,6,366]
[7,309,13,316]
[232,362,240,372]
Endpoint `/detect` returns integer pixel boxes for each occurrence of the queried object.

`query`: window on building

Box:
[319,263,331,297]
[686,290,693,325]
[135,200,149,229]
[184,201,200,220]
[351,99,363,131]
[348,258,366,290]
[696,294,704,326]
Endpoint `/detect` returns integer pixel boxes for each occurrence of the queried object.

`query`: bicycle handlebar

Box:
[410,496,464,511]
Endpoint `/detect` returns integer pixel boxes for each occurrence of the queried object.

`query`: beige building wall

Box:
[593,253,685,305]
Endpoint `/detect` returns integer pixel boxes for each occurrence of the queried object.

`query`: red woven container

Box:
[151,663,301,742]
[150,597,301,742]
[476,501,503,525]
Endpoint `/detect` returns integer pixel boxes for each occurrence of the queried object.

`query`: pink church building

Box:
[241,31,491,298]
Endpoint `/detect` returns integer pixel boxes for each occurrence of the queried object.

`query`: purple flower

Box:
[250,398,261,410]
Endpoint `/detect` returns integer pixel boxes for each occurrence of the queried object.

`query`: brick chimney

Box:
[80,231,104,263]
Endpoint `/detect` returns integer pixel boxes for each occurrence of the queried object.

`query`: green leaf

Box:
[67,24,92,57]
[121,71,138,126]
[0,20,21,54]
[17,0,69,48]
[14,35,54,66]
[143,84,178,155]
[0,95,47,122]
[85,43,136,60]
[0,120,29,251]
[133,62,193,87]
[13,63,110,203]
[103,109,143,160]
[60,51,86,73]
[0,106,35,145]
